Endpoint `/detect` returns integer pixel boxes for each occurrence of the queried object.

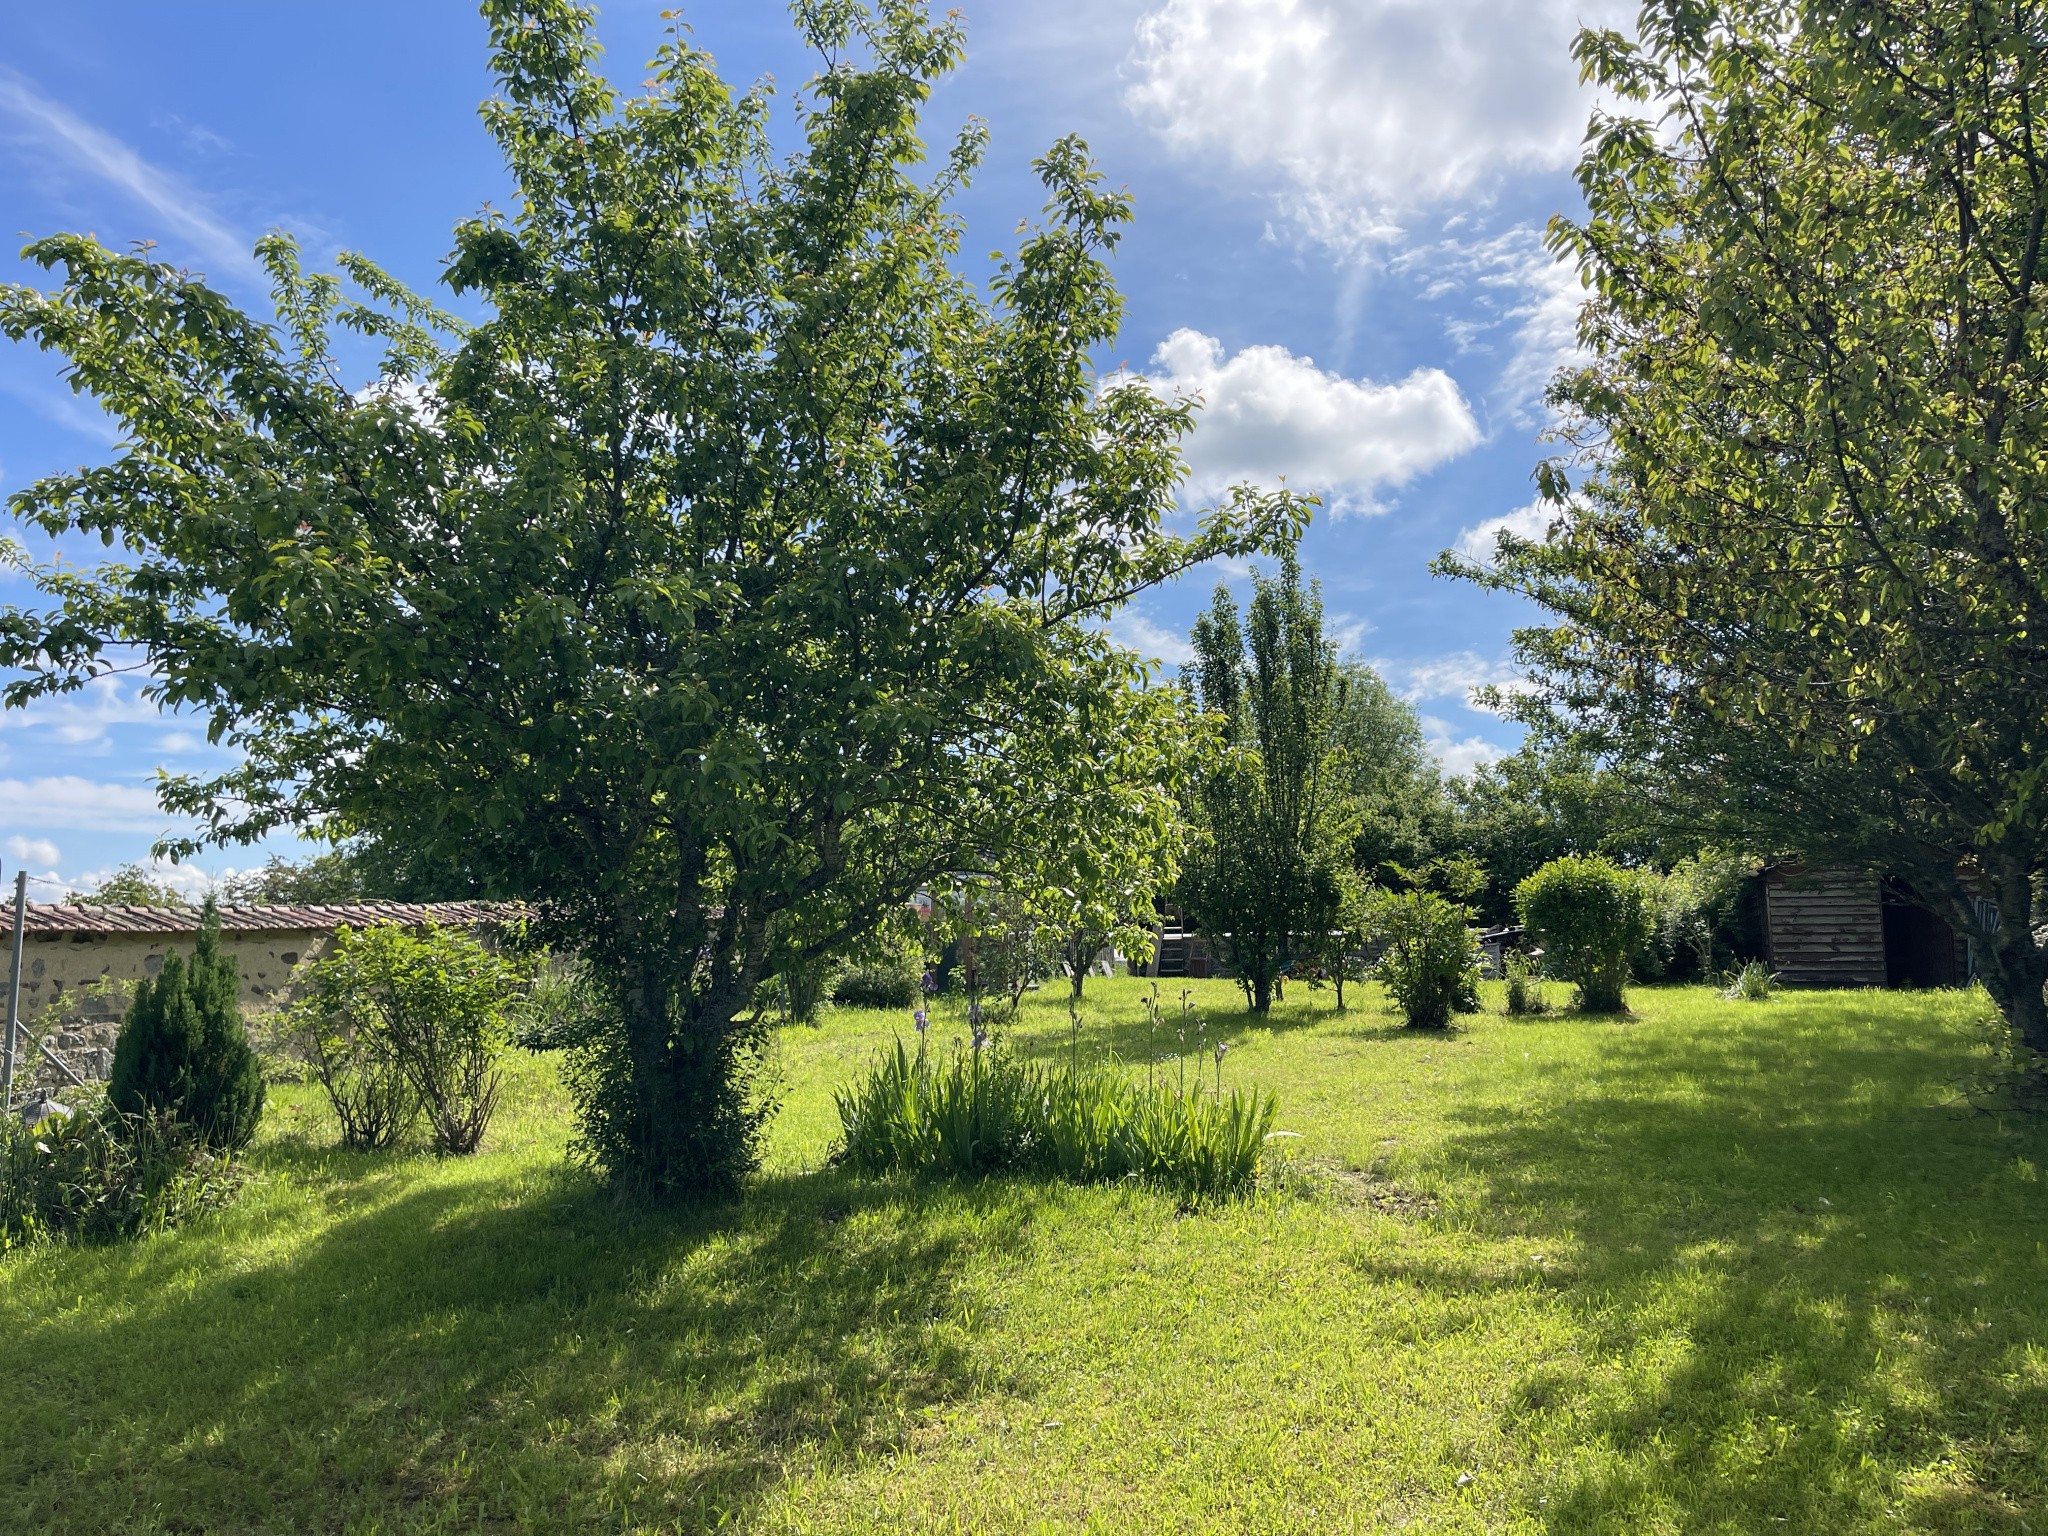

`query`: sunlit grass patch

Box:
[4,978,2044,1532]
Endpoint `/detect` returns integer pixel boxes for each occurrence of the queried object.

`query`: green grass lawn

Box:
[5,977,2047,1533]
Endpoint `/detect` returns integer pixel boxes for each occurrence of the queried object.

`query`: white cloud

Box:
[1326,612,1375,658]
[1375,651,1528,708]
[1126,0,1633,250]
[0,68,257,281]
[0,674,167,753]
[156,731,205,755]
[1398,226,1590,422]
[5,836,60,869]
[1112,614,1196,668]
[1454,500,1557,565]
[69,856,242,903]
[1131,328,1481,515]
[1421,715,1510,777]
[0,776,180,834]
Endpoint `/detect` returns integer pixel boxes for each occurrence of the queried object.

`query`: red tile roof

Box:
[18,901,523,936]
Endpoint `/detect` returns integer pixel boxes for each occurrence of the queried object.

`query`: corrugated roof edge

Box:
[19,901,526,936]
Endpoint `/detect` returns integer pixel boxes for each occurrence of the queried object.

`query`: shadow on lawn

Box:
[983,983,1360,1070]
[2,1150,1032,1532]
[1434,992,2048,1532]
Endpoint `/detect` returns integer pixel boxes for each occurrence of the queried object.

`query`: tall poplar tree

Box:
[1179,553,1353,1013]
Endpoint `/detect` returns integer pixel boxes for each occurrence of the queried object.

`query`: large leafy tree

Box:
[1179,553,1353,1012]
[0,1,1301,1190]
[1454,0,2048,1051]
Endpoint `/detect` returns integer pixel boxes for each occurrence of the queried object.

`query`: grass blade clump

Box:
[836,1036,1279,1199]
[1,1098,241,1252]
[1721,961,1779,1001]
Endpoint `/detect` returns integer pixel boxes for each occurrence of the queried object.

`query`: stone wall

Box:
[9,928,336,1087]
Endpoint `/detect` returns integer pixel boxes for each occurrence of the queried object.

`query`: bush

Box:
[835,1037,1279,1200]
[1502,949,1549,1016]
[1370,890,1481,1029]
[1515,855,1657,1013]
[1640,850,1765,981]
[293,922,529,1155]
[830,963,921,1010]
[290,984,418,1152]
[108,897,265,1152]
[563,990,771,1195]
[510,961,609,1051]
[0,1098,240,1252]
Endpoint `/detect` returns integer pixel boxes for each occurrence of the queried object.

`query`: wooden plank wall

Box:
[1765,868,1886,987]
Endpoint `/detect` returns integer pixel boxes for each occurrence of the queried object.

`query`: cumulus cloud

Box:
[0,776,180,834]
[1326,612,1375,658]
[1375,651,1528,709]
[1126,0,1633,249]
[5,835,60,869]
[1131,329,1481,515]
[1112,613,1196,668]
[1421,715,1510,777]
[1454,500,1557,565]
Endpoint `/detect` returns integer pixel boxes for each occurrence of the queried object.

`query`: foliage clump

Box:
[836,1035,1277,1200]
[1370,890,1480,1029]
[65,863,191,908]
[1502,950,1549,1017]
[291,921,529,1154]
[1514,856,1656,1014]
[108,898,265,1152]
[0,1099,239,1252]
[827,910,932,1012]
[1721,962,1778,1002]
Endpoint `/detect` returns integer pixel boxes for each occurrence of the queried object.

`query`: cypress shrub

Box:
[109,897,266,1151]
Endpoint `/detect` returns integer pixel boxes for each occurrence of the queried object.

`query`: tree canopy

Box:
[0,0,1303,1190]
[1451,0,2048,1051]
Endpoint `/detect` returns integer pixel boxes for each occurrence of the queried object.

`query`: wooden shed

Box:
[1761,864,1978,988]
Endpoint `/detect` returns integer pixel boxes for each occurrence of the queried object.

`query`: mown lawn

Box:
[5,977,2046,1533]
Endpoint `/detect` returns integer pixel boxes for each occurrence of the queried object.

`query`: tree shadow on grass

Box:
[1430,993,2048,1531]
[2,1153,1034,1533]
[990,986,1365,1073]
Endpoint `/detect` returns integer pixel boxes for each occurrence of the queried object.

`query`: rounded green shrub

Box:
[1371,890,1480,1029]
[1514,855,1657,1014]
[830,964,920,1010]
[109,897,265,1152]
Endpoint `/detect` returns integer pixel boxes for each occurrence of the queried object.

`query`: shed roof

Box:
[18,901,521,936]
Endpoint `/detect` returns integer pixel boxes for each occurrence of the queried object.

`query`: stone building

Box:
[6,901,516,1086]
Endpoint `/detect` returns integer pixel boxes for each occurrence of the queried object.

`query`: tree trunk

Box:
[1968,854,2048,1056]
[612,957,764,1196]
[1251,972,1272,1013]
[1335,969,1346,1011]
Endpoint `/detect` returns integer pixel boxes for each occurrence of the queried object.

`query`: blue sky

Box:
[0,0,1624,897]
